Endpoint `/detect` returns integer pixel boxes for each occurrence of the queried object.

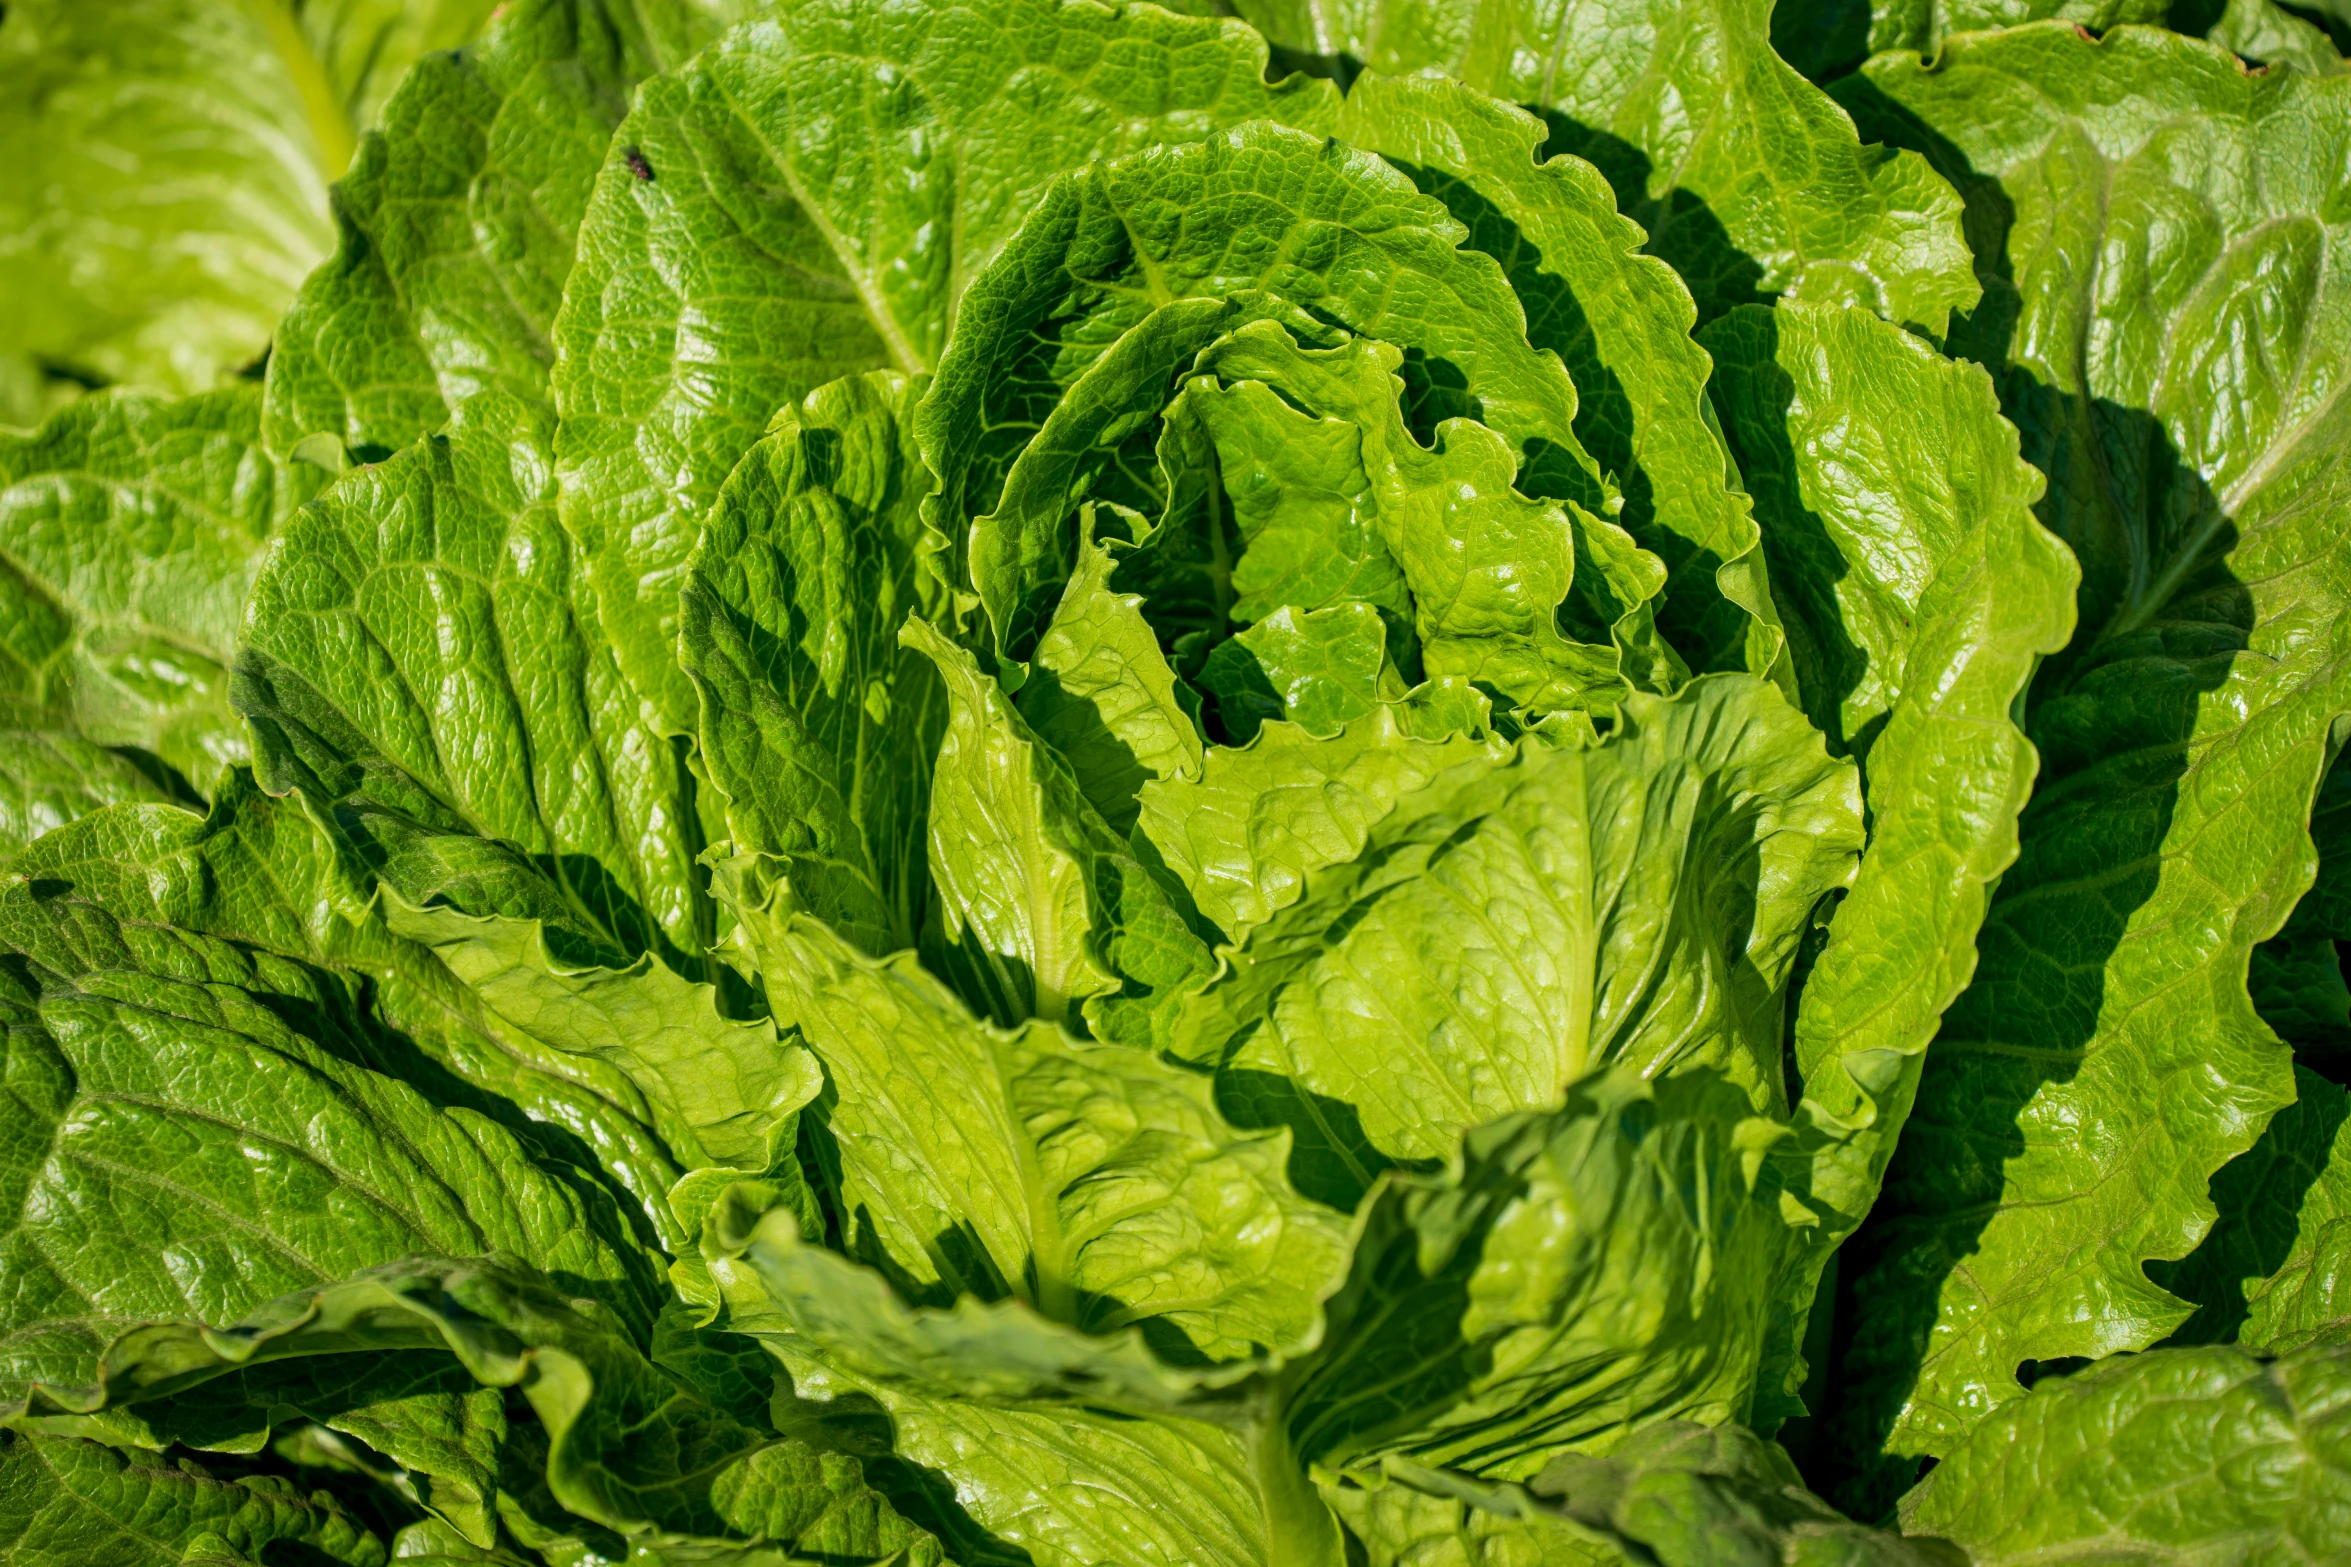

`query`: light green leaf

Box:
[0,1,336,400]
[0,816,665,1426]
[1137,706,1510,950]
[379,894,823,1296]
[921,124,1648,689]
[1228,0,1977,331]
[679,370,946,956]
[50,1254,949,1560]
[1017,533,1205,834]
[1831,22,2351,1476]
[1331,71,1787,689]
[2159,1064,2351,1356]
[1183,676,1860,1176]
[237,389,702,967]
[0,386,317,829]
[1285,1068,1796,1481]
[0,1434,385,1567]
[1200,603,1395,745]
[1695,301,2077,1421]
[551,0,1339,727]
[721,878,1347,1360]
[1898,1341,2351,1564]
[1182,322,1637,715]
[0,732,181,870]
[904,615,1212,1039]
[264,0,743,459]
[2253,749,2351,1051]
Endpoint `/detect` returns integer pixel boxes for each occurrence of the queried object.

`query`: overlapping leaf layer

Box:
[2,0,2347,1562]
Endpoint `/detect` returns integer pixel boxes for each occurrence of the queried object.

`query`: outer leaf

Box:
[0,819,665,1427]
[722,875,1347,1361]
[1284,1068,1795,1482]
[679,370,946,955]
[0,732,179,870]
[1136,706,1510,948]
[0,387,316,831]
[924,123,1649,677]
[905,616,1211,1039]
[237,390,701,966]
[68,1255,948,1559]
[1695,301,2077,1420]
[264,0,742,459]
[2160,1065,2351,1356]
[1331,72,1788,687]
[551,0,1339,726]
[379,896,823,1266]
[1897,1341,2351,1564]
[0,0,337,401]
[0,1434,385,1567]
[1182,676,1860,1176]
[1832,22,2351,1473]
[1228,0,1977,330]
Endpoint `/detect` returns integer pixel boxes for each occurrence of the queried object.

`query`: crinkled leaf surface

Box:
[1284,1068,1796,1483]
[905,615,1211,1039]
[1697,300,2077,1419]
[551,0,1338,726]
[1138,705,1510,949]
[1330,72,1786,687]
[0,803,665,1427]
[924,121,1645,672]
[1898,1340,2351,1565]
[1831,22,2351,1475]
[1181,677,1859,1180]
[264,0,744,460]
[680,370,946,956]
[0,387,316,847]
[723,871,1345,1361]
[237,389,703,967]
[0,1433,386,1567]
[2159,1064,2351,1357]
[1227,0,1978,330]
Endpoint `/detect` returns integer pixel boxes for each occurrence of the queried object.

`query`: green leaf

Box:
[1200,603,1395,745]
[0,731,181,870]
[1830,21,2351,1476]
[0,787,670,1424]
[680,370,947,956]
[2159,1064,2351,1356]
[378,893,824,1304]
[0,1433,385,1567]
[0,1,335,400]
[711,1067,1791,1565]
[1897,1341,2351,1563]
[1227,0,1978,331]
[721,875,1348,1360]
[1696,300,2078,1421]
[1526,1422,1954,1566]
[0,386,318,833]
[1330,71,1788,689]
[1284,1068,1796,1481]
[237,389,703,967]
[2254,749,2351,1052]
[1182,322,1639,715]
[51,1254,949,1560]
[921,123,1649,684]
[1017,532,1205,834]
[264,0,742,459]
[1181,676,1860,1176]
[550,0,1339,728]
[1137,706,1510,950]
[903,615,1212,1039]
